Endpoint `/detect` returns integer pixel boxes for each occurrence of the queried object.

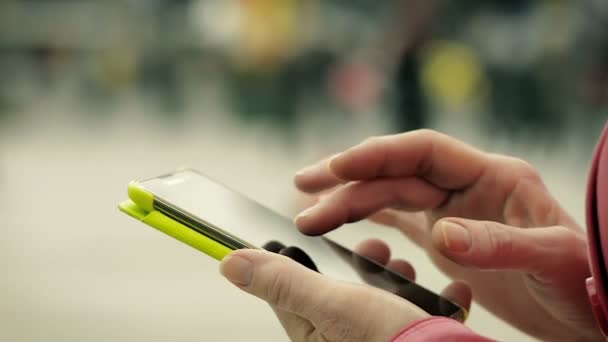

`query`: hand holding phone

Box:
[118,169,466,320]
[220,248,437,342]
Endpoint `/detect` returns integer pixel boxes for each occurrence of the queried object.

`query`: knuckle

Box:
[532,199,558,226]
[534,227,587,279]
[413,129,442,142]
[555,227,586,251]
[505,157,542,182]
[481,221,514,262]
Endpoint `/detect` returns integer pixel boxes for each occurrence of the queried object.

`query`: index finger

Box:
[294,154,344,193]
[295,130,488,192]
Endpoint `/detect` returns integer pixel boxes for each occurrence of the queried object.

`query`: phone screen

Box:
[138,169,464,319]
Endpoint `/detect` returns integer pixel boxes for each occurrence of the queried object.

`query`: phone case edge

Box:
[128,181,154,212]
[118,197,233,261]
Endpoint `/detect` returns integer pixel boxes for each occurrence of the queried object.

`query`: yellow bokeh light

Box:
[421,41,486,108]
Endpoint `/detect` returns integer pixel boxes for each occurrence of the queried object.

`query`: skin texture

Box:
[292,130,601,342]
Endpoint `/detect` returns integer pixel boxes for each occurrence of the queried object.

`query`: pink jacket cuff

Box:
[391,317,495,342]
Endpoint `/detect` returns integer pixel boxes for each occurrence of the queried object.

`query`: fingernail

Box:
[220,255,253,286]
[295,167,310,177]
[329,153,342,164]
[328,153,342,171]
[294,206,316,225]
[440,221,471,253]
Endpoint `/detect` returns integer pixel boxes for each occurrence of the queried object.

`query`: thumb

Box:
[220,249,332,317]
[431,219,588,279]
[221,250,430,341]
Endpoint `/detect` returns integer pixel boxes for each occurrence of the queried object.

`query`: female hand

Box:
[293,130,600,341]
[219,241,471,342]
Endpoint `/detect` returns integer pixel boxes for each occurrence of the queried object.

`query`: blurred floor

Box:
[0,98,596,341]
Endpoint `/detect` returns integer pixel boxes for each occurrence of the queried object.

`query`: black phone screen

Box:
[138,169,464,320]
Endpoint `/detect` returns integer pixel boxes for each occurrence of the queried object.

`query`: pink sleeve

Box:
[391,317,496,342]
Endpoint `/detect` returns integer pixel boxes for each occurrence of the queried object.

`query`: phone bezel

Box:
[154,196,256,250]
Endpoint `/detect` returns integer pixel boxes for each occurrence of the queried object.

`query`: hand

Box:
[219,244,471,342]
[293,130,600,341]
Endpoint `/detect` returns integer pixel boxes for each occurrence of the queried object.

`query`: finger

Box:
[220,249,333,318]
[298,130,487,192]
[331,131,487,189]
[222,251,429,342]
[278,246,319,272]
[295,154,344,193]
[354,239,391,265]
[262,240,286,253]
[295,178,447,235]
[386,259,416,282]
[441,281,472,314]
[369,209,429,247]
[431,219,589,281]
[354,239,416,281]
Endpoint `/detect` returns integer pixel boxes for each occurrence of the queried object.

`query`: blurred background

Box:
[1,0,608,341]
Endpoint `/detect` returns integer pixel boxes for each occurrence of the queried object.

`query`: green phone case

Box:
[118,182,234,261]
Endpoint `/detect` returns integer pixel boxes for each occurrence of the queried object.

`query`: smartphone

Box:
[119,169,466,320]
